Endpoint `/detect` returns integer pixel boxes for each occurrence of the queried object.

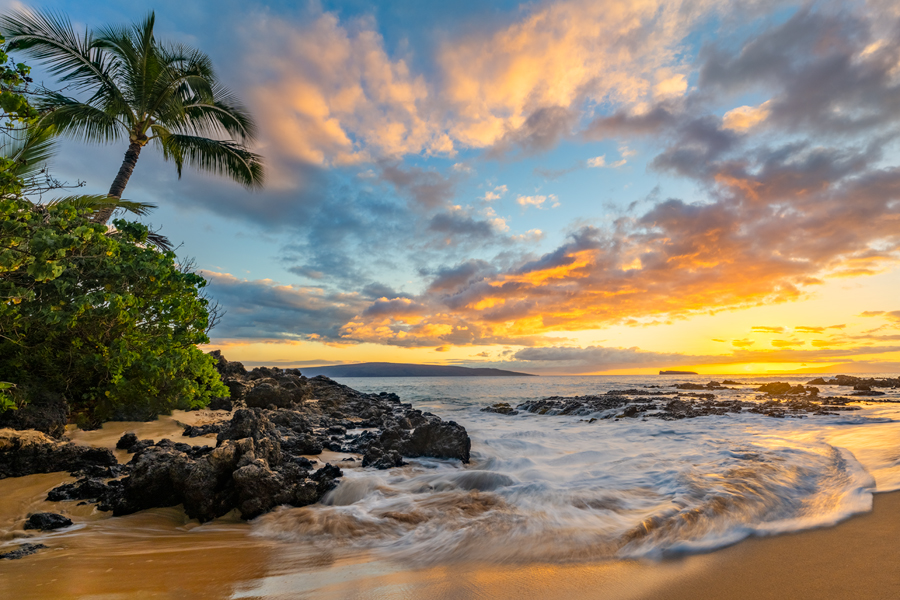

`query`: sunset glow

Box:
[38,0,900,375]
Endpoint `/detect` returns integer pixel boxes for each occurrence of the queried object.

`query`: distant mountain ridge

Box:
[300,362,535,377]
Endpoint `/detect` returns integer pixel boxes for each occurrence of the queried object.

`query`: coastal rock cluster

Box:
[807,375,899,388]
[3,352,471,527]
[0,428,117,479]
[494,380,868,420]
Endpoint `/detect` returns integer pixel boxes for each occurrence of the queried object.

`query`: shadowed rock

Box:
[0,543,47,560]
[24,512,72,531]
[0,429,117,479]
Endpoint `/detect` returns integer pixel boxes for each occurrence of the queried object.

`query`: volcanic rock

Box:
[0,429,117,479]
[24,512,72,531]
[0,543,47,560]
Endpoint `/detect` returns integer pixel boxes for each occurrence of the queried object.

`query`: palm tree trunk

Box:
[93,141,143,224]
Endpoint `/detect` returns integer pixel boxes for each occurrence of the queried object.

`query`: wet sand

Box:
[1,412,898,599]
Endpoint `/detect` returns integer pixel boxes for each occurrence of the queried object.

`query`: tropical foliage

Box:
[1,10,263,223]
[0,33,229,423]
[0,199,227,423]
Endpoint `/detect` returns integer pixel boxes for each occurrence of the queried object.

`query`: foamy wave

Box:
[251,375,898,564]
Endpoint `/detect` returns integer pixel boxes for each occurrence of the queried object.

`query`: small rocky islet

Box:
[482,375,899,420]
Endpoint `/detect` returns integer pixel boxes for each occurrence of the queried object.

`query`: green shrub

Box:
[0,198,227,424]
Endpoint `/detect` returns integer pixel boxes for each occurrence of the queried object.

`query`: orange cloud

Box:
[722,101,771,131]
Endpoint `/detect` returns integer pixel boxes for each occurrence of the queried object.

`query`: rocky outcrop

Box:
[24,512,72,531]
[757,382,819,396]
[674,381,731,391]
[516,391,862,420]
[481,402,519,415]
[8,354,472,523]
[44,370,472,519]
[48,414,343,522]
[0,390,69,438]
[807,375,900,388]
[0,543,47,560]
[0,429,117,479]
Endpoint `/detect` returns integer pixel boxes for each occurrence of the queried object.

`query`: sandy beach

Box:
[2,477,897,600]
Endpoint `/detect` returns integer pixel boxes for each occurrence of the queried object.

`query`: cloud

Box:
[516,194,559,209]
[185,2,900,354]
[202,271,367,341]
[587,154,627,168]
[439,0,709,150]
[242,8,450,174]
[771,339,805,348]
[722,101,771,131]
[513,345,713,371]
[427,207,505,245]
[481,185,508,201]
[500,341,900,374]
[379,162,457,209]
[362,297,428,318]
[751,326,785,334]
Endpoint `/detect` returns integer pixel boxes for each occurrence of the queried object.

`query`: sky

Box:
[6,0,900,374]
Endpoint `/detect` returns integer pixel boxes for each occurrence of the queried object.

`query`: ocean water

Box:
[253,374,900,565]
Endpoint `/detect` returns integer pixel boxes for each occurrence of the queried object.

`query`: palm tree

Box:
[1,124,172,249]
[1,10,263,223]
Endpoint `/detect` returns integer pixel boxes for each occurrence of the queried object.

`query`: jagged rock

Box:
[0,390,68,438]
[402,420,471,463]
[244,382,295,409]
[232,460,322,519]
[27,355,473,522]
[207,396,233,411]
[757,382,793,395]
[182,423,222,437]
[0,429,117,479]
[362,447,405,469]
[24,512,72,531]
[47,477,109,502]
[116,432,138,450]
[481,402,519,415]
[209,349,247,378]
[0,543,47,560]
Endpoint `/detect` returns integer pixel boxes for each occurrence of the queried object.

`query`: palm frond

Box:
[146,231,173,252]
[45,195,157,217]
[156,133,264,189]
[172,84,257,142]
[0,9,122,97]
[0,125,58,180]
[34,92,126,144]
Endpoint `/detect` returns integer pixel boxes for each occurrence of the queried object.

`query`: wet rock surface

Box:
[0,543,47,560]
[481,402,519,415]
[807,375,900,388]
[24,512,72,531]
[36,353,471,522]
[0,391,69,438]
[0,429,117,479]
[510,384,865,420]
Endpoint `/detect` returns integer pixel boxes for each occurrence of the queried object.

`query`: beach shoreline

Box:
[1,484,897,599]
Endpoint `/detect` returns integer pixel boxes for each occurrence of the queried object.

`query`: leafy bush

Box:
[0,198,227,424]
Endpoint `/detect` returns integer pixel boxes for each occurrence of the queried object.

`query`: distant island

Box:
[659,370,699,375]
[301,362,536,377]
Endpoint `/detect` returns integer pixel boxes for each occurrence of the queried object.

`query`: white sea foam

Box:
[252,374,900,564]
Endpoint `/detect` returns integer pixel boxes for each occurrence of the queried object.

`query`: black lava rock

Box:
[0,543,47,560]
[24,512,72,531]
